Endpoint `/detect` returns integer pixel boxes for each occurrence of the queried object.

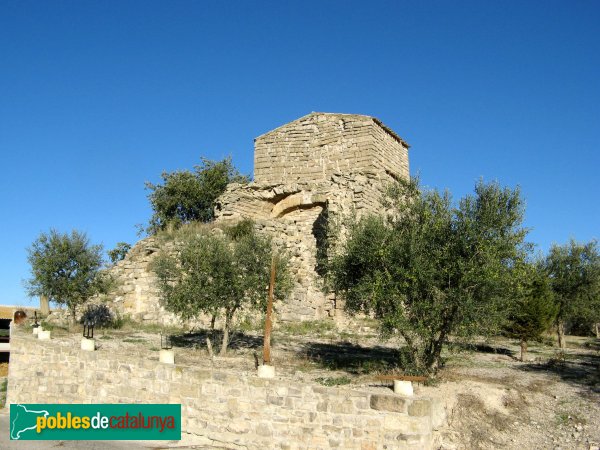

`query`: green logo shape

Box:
[10,404,181,440]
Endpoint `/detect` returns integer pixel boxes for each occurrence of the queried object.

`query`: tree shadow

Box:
[169,329,263,351]
[578,339,600,352]
[297,341,401,374]
[516,351,600,394]
[449,342,516,358]
[312,206,329,278]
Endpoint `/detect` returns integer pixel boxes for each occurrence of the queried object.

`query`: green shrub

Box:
[80,304,114,328]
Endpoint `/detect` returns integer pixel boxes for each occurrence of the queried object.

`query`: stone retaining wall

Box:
[7,330,438,449]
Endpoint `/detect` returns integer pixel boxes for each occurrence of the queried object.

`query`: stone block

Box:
[388,432,432,449]
[287,387,302,397]
[407,399,431,417]
[186,369,211,382]
[353,398,370,410]
[226,398,239,414]
[249,377,269,388]
[267,395,284,406]
[370,394,408,413]
[255,422,273,437]
[430,397,446,430]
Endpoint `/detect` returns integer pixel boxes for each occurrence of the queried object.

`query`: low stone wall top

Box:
[7,329,438,449]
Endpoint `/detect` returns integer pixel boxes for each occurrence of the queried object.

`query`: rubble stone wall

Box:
[104,236,182,324]
[214,168,394,322]
[7,331,437,449]
[105,112,410,324]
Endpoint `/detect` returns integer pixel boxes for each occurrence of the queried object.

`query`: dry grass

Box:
[450,393,513,449]
[0,363,8,377]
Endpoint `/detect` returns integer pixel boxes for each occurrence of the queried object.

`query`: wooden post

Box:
[263,256,276,365]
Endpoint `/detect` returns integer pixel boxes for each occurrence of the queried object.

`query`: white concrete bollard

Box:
[159,349,175,365]
[394,380,414,396]
[257,364,275,379]
[81,337,95,351]
[38,330,51,340]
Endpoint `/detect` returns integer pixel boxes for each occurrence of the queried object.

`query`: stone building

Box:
[108,112,410,324]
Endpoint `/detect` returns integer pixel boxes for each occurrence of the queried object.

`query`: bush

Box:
[108,242,131,263]
[80,304,114,328]
[145,157,249,233]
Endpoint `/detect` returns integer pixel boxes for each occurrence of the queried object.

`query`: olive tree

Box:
[505,261,557,361]
[330,178,530,374]
[544,239,600,348]
[26,229,109,324]
[152,221,291,355]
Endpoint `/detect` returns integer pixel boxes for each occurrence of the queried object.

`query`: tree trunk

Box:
[40,295,50,316]
[209,314,217,342]
[557,320,566,349]
[70,306,77,326]
[206,337,214,358]
[595,323,600,339]
[424,307,456,373]
[520,338,527,362]
[220,314,231,356]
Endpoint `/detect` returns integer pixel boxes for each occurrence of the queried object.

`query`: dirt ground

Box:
[13,322,600,449]
[427,337,600,450]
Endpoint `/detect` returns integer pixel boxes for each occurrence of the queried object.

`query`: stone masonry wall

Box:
[254,112,409,185]
[368,119,410,181]
[215,170,391,322]
[7,330,438,449]
[104,112,410,325]
[222,112,410,321]
[105,236,182,325]
[107,170,393,324]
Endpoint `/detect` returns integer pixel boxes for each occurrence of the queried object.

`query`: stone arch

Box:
[271,192,327,218]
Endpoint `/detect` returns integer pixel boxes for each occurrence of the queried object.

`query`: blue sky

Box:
[1,1,598,306]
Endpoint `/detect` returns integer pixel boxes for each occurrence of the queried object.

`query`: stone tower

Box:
[254,112,409,185]
[106,112,410,325]
[215,112,410,321]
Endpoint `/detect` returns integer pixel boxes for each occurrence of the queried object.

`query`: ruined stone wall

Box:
[254,113,409,185]
[103,112,410,325]
[7,330,438,449]
[105,236,182,324]
[214,170,390,322]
